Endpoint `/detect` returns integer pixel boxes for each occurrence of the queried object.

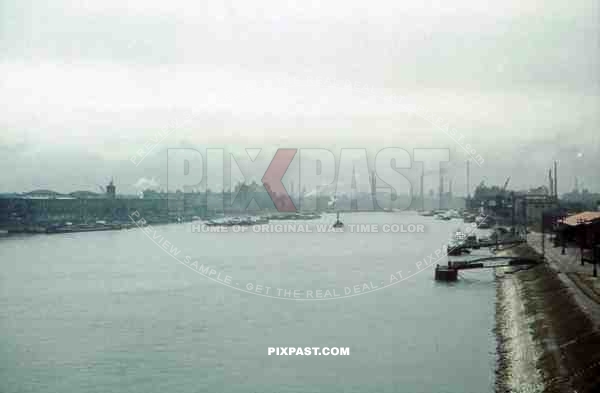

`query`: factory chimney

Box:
[553,161,558,199]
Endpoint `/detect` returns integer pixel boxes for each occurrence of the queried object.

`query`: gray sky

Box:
[0,0,598,194]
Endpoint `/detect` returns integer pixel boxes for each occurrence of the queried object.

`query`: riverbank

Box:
[495,244,600,392]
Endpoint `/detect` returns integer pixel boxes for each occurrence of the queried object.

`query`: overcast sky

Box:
[0,0,598,194]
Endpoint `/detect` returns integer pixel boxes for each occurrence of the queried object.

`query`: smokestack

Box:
[548,169,553,197]
[420,166,425,210]
[439,169,444,210]
[372,170,376,195]
[554,161,558,198]
[369,170,377,198]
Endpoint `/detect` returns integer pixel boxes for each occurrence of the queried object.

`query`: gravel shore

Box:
[495,245,600,393]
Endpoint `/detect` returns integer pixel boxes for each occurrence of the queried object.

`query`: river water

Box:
[0,212,496,393]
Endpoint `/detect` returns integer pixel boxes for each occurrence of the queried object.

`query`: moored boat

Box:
[204,215,270,227]
[46,222,115,234]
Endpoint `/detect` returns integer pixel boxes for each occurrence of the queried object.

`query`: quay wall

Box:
[495,245,600,392]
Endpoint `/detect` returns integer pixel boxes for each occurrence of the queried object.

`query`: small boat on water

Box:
[46,222,116,234]
[445,209,462,219]
[463,213,476,223]
[447,240,471,256]
[478,235,491,244]
[332,212,344,228]
[465,235,480,249]
[204,215,269,227]
[432,210,461,220]
[454,230,467,242]
[478,222,491,229]
[419,210,436,217]
[473,214,495,229]
[447,230,471,256]
[268,212,321,221]
[447,244,469,256]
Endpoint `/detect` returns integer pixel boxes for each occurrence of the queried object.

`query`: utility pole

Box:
[511,192,515,235]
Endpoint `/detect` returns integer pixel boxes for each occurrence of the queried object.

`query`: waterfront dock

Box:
[435,233,535,281]
[435,256,540,281]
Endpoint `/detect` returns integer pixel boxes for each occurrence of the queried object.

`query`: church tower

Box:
[106,179,116,199]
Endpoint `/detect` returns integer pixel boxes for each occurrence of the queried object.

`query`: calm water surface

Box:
[0,212,496,393]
